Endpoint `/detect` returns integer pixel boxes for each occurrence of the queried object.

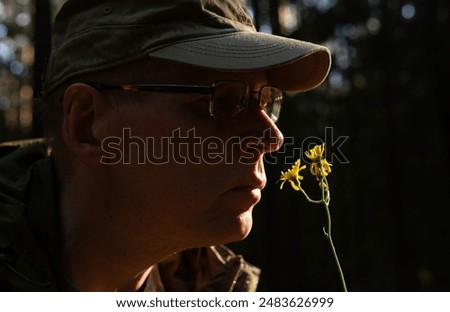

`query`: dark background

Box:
[1,0,449,291]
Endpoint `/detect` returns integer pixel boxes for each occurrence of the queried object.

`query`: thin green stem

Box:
[298,187,322,204]
[321,177,347,292]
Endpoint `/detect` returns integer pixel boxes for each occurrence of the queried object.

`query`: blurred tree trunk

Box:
[251,0,260,29]
[32,0,52,137]
[269,0,281,35]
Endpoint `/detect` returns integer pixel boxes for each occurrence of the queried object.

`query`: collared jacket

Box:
[0,141,260,291]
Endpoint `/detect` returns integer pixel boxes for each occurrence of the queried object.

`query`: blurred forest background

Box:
[1,0,449,291]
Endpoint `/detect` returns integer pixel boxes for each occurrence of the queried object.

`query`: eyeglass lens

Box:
[260,86,283,123]
[210,81,283,122]
[210,81,249,120]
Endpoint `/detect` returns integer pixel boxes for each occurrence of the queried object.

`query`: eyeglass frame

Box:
[87,80,283,123]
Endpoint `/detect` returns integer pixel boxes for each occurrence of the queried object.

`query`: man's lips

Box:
[229,178,265,201]
[233,176,266,191]
[227,186,262,205]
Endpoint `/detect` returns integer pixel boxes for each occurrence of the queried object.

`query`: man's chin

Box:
[222,209,254,244]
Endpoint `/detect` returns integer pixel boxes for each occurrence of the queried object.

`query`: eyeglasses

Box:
[90,80,283,123]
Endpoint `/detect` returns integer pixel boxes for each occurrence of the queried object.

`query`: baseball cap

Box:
[43,0,331,95]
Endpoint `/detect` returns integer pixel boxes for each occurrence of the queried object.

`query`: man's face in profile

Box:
[96,60,284,250]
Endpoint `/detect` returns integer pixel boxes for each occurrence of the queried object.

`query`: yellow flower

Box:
[305,144,332,179]
[305,144,325,162]
[278,159,307,191]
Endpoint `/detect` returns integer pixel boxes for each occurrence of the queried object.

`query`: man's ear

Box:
[61,83,107,167]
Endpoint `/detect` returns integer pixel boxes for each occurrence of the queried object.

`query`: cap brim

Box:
[148,31,331,92]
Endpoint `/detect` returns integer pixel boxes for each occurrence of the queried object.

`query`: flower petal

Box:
[289,179,300,191]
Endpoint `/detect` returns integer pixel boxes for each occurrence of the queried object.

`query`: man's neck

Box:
[58,181,169,291]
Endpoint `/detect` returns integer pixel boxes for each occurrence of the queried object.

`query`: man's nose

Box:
[260,121,284,154]
[236,108,285,159]
[257,111,284,154]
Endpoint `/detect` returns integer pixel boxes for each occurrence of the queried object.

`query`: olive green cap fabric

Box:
[43,0,331,94]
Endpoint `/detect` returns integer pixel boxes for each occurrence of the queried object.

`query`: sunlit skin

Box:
[55,59,284,291]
